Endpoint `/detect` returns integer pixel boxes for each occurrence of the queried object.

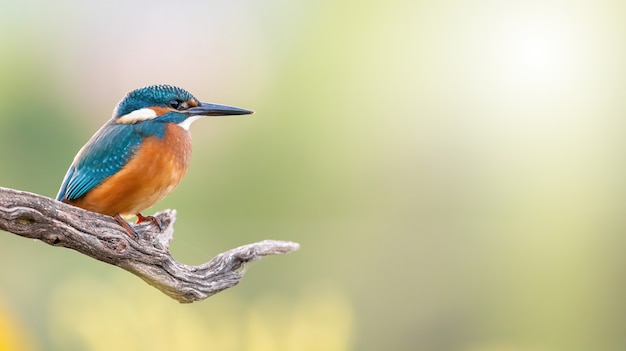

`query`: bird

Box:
[56,84,252,235]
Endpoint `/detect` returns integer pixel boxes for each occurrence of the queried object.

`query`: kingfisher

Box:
[56,84,252,235]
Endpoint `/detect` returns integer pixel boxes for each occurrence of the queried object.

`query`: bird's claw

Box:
[114,213,138,237]
[136,213,163,230]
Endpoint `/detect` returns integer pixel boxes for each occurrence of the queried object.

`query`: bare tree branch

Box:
[0,186,299,303]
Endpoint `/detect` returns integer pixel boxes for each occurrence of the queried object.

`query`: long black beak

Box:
[187,102,253,116]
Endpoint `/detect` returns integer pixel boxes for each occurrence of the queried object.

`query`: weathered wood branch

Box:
[0,187,299,303]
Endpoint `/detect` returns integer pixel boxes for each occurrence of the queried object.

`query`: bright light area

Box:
[489,12,581,90]
[513,25,562,75]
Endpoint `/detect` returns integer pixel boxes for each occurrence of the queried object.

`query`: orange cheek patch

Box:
[151,106,174,116]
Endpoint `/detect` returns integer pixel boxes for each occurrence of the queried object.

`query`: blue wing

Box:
[56,122,144,201]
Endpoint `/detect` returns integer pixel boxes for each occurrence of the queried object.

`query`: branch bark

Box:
[0,186,299,303]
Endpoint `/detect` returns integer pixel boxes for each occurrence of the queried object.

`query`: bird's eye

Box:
[169,99,184,110]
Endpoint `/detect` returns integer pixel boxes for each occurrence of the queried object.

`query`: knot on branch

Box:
[99,236,129,253]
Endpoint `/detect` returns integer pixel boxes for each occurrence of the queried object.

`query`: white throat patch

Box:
[116,108,158,124]
[178,115,204,131]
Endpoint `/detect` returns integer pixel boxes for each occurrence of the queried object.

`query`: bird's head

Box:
[112,85,252,130]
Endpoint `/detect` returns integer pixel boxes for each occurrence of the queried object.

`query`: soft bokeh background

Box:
[1,0,625,350]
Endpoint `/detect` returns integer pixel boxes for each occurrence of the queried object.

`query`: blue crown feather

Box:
[113,85,198,117]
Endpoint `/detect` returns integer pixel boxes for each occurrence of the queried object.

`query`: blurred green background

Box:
[1,0,626,350]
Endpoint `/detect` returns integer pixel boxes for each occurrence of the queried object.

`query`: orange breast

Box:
[69,123,192,216]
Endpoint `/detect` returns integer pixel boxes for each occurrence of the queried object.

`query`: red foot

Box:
[114,214,137,237]
[136,213,163,230]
